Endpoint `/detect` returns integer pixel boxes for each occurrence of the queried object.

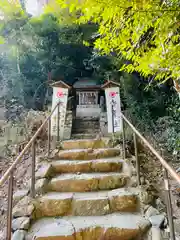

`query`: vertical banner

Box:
[51,87,68,138]
[105,87,122,133]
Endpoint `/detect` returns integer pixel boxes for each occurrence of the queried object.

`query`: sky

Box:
[26,0,39,16]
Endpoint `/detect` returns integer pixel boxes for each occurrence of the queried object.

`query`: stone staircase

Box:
[72,118,100,139]
[12,139,154,240]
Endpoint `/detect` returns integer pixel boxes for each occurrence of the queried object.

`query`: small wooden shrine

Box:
[73,78,102,119]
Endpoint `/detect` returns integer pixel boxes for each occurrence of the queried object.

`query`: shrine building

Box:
[49,78,121,139]
[73,78,104,119]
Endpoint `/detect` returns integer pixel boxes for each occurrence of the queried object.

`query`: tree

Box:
[0,3,99,108]
[46,0,180,93]
[29,14,95,82]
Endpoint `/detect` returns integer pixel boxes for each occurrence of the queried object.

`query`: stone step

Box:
[34,188,140,218]
[48,173,128,192]
[73,124,99,128]
[51,159,123,174]
[72,126,99,130]
[61,139,109,150]
[73,120,99,128]
[55,148,120,160]
[26,213,150,240]
[72,128,99,134]
[71,133,98,139]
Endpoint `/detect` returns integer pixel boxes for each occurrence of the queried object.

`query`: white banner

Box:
[51,87,68,138]
[105,87,122,133]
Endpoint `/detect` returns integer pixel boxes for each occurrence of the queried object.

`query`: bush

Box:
[120,73,180,158]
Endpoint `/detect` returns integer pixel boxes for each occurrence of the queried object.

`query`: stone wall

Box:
[0,122,27,157]
[100,112,108,136]
[63,111,73,140]
[0,110,48,157]
[100,112,122,137]
[0,107,6,121]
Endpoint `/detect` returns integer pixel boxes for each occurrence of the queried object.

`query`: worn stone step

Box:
[73,120,99,128]
[34,188,140,218]
[73,126,99,130]
[55,148,120,160]
[51,159,123,173]
[72,126,99,131]
[72,128,99,133]
[26,213,150,240]
[73,125,99,129]
[61,139,109,150]
[72,128,99,134]
[71,133,98,139]
[48,173,128,192]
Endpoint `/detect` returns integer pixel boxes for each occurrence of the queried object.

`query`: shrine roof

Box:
[73,78,101,89]
[49,80,71,89]
[101,80,120,89]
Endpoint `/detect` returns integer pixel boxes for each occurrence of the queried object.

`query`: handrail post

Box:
[48,117,51,156]
[57,102,60,142]
[164,168,175,240]
[31,140,36,198]
[122,118,126,159]
[133,132,140,186]
[6,171,14,240]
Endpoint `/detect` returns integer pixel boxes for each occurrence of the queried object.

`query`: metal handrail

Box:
[0,102,58,186]
[121,113,180,185]
[1,103,179,240]
[0,100,67,240]
[121,112,178,240]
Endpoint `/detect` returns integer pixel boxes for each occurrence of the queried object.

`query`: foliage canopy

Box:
[47,0,180,83]
[0,0,179,156]
[0,2,109,108]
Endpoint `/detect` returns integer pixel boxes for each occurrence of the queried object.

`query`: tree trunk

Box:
[17,47,21,74]
[174,80,180,99]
